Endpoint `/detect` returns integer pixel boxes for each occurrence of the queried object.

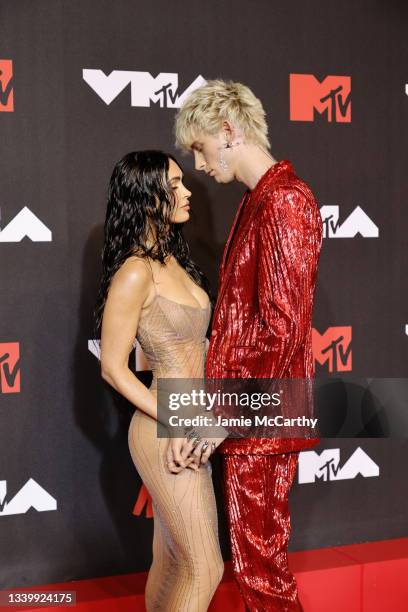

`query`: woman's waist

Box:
[149,369,206,389]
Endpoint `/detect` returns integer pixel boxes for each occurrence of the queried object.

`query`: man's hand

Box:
[165,431,228,472]
[192,436,227,465]
[166,437,199,473]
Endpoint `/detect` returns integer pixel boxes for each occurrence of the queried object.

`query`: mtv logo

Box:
[312,327,352,372]
[0,342,20,393]
[0,59,13,112]
[298,447,379,483]
[0,206,52,242]
[320,205,378,238]
[290,74,351,122]
[83,70,206,108]
[0,479,57,515]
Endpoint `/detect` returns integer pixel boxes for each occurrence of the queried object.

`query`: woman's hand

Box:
[165,437,199,473]
[165,430,228,473]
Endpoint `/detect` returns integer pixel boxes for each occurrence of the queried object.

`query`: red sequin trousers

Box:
[222,452,303,612]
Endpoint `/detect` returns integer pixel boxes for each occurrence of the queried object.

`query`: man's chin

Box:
[214,174,232,184]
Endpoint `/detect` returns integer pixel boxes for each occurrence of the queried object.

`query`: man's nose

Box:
[194,151,206,171]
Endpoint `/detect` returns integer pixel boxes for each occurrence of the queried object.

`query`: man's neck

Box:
[234,144,278,190]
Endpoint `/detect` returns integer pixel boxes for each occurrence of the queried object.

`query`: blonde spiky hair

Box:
[174,79,270,151]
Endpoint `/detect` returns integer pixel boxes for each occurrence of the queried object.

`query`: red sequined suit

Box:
[206,160,323,611]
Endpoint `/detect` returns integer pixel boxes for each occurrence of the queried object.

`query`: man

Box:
[174,80,323,611]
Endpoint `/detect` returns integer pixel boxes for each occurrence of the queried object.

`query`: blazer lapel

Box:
[213,190,266,321]
[219,190,249,280]
[213,160,292,323]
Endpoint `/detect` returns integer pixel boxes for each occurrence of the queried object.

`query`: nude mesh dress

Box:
[128,276,224,611]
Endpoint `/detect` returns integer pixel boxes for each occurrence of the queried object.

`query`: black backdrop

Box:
[1,0,407,589]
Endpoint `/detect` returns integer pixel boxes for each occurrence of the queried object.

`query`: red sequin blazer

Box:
[206,160,323,455]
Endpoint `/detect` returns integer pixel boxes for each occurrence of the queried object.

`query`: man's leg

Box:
[222,452,303,612]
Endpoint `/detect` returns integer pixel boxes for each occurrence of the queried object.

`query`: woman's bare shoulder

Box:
[110,256,154,298]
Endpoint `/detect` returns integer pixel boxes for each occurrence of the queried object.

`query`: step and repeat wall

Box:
[1,0,407,589]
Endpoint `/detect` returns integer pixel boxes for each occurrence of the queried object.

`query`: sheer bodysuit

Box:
[128,270,224,612]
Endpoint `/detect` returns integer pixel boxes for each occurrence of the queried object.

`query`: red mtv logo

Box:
[290,74,351,122]
[0,60,14,112]
[132,484,153,518]
[0,342,20,393]
[312,327,352,372]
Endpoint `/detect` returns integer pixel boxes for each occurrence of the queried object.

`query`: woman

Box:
[93,150,225,611]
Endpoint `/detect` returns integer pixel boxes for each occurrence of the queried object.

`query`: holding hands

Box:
[166,432,226,474]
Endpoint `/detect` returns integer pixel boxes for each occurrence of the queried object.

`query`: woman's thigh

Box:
[128,409,222,564]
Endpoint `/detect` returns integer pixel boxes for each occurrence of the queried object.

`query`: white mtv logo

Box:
[320,205,378,238]
[0,206,52,242]
[83,70,206,108]
[298,447,379,483]
[0,478,57,515]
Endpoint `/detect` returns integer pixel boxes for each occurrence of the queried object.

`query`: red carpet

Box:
[9,538,408,611]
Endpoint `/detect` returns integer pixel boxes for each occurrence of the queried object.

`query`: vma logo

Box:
[313,327,352,372]
[0,59,14,112]
[133,484,153,518]
[0,343,20,393]
[89,338,148,370]
[298,447,379,484]
[0,206,52,242]
[320,205,378,238]
[83,70,206,108]
[290,74,351,122]
[0,479,57,515]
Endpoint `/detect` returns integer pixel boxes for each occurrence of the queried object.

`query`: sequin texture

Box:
[206,160,323,455]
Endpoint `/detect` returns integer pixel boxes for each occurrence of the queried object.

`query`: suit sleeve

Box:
[257,184,323,378]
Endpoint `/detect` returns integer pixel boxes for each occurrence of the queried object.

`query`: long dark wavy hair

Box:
[93,150,213,339]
